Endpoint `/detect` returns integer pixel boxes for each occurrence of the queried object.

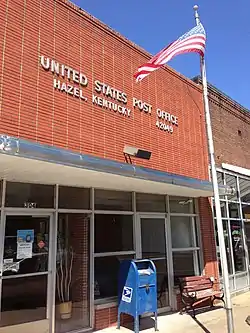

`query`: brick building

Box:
[194,76,250,295]
[0,1,230,333]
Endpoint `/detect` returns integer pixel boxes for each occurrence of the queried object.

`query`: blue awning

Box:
[0,134,227,197]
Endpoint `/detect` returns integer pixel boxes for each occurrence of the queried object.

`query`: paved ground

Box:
[97,292,250,333]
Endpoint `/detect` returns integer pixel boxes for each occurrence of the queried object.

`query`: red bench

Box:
[179,276,224,318]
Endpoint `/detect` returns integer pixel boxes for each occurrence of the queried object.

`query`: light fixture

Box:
[123,145,152,163]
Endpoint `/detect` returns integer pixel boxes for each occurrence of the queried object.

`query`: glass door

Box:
[139,215,170,311]
[0,214,53,333]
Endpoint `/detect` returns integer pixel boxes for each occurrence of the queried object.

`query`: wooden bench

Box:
[179,276,224,318]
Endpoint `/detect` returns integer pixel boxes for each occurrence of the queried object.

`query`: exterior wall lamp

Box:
[123,145,152,164]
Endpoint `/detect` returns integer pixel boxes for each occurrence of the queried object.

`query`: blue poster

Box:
[17,229,34,243]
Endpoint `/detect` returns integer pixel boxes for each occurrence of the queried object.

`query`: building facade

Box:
[0,1,225,333]
[194,77,250,295]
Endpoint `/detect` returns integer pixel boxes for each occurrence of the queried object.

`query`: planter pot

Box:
[59,301,72,319]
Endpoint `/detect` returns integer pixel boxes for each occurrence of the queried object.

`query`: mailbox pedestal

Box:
[117,259,158,333]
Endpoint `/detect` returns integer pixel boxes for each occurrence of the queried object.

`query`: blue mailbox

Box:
[117,259,158,333]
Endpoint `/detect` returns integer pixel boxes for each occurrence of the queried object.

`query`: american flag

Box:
[134,23,206,82]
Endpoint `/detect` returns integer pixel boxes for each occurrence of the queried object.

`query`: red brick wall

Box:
[198,197,219,281]
[0,0,209,181]
[0,0,219,330]
[209,89,250,169]
[95,307,131,330]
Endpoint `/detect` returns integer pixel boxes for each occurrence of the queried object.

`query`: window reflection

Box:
[225,175,238,201]
[213,201,226,217]
[242,204,250,220]
[228,202,240,218]
[239,178,250,203]
[215,220,233,275]
[230,220,246,273]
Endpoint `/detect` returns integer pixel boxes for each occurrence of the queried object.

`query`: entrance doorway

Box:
[139,215,171,311]
[0,213,53,333]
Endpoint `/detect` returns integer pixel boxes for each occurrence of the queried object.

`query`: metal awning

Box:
[0,135,227,197]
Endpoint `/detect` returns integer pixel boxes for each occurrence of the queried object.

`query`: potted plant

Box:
[56,235,74,320]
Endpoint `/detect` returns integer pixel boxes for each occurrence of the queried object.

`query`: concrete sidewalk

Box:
[97,292,250,333]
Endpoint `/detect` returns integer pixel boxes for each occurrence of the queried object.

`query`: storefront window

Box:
[141,217,166,257]
[217,172,225,199]
[58,186,90,209]
[244,221,250,261]
[136,193,166,212]
[230,220,246,273]
[213,200,227,217]
[215,220,233,275]
[94,254,134,300]
[169,196,194,214]
[239,178,250,203]
[5,182,54,208]
[225,174,238,201]
[228,202,240,218]
[140,217,169,308]
[94,189,132,211]
[0,180,2,206]
[242,204,250,220]
[94,215,133,253]
[55,213,90,333]
[171,216,195,248]
[173,251,196,284]
[94,214,134,300]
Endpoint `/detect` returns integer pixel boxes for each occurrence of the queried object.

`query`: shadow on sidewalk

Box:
[192,318,211,333]
[187,306,224,333]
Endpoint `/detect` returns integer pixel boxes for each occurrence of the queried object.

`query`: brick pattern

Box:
[56,213,90,331]
[209,89,250,169]
[198,198,219,282]
[0,0,209,181]
[95,307,140,330]
[0,0,221,331]
[68,214,89,309]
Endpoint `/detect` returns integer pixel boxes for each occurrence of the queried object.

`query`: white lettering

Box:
[94,80,102,92]
[79,73,88,86]
[53,78,61,89]
[51,60,60,75]
[92,95,131,117]
[60,82,67,93]
[74,87,79,98]
[67,85,74,95]
[72,70,79,83]
[40,55,50,70]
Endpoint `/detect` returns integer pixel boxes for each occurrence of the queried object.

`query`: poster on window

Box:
[17,242,33,259]
[17,229,34,243]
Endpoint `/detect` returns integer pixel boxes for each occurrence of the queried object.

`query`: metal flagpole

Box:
[193,5,235,333]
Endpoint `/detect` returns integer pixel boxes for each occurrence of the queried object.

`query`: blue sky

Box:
[74,0,250,110]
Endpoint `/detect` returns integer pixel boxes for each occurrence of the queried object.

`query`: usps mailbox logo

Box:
[122,286,133,303]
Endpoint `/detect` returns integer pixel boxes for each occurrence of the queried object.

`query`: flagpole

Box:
[193,5,234,333]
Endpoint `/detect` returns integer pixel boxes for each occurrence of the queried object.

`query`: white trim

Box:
[94,251,135,258]
[95,300,117,310]
[138,213,166,219]
[170,213,198,217]
[172,247,200,252]
[58,209,92,214]
[222,163,250,177]
[94,210,133,215]
[166,196,174,309]
[3,208,55,214]
[90,188,95,329]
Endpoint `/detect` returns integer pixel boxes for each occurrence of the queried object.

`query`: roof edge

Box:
[193,76,250,117]
[58,0,202,93]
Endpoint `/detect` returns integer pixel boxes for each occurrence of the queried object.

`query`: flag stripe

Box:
[134,23,206,82]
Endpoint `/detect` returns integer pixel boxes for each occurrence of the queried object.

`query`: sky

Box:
[73,0,250,110]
